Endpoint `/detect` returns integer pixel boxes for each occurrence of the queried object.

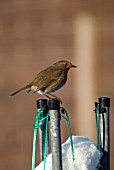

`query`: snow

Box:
[35,136,102,170]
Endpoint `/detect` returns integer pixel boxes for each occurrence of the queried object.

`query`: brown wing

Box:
[30,66,62,91]
[44,75,66,93]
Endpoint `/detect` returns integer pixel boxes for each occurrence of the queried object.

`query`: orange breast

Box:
[60,65,69,72]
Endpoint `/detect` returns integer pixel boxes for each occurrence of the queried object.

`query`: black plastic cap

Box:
[99,97,110,108]
[36,98,48,109]
[48,99,60,110]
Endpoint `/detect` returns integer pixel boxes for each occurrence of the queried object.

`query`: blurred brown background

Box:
[0,0,114,169]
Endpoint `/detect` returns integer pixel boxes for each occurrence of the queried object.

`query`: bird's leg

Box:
[47,93,62,104]
[44,94,52,99]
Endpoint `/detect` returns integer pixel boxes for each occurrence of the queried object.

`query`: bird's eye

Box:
[64,63,68,67]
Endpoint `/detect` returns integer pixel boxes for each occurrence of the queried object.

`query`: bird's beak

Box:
[71,65,77,68]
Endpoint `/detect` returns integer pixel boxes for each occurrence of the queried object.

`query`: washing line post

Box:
[36,98,50,161]
[99,97,110,170]
[48,99,63,170]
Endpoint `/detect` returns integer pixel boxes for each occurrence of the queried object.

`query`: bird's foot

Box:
[49,97,62,105]
[44,94,62,104]
[54,97,62,105]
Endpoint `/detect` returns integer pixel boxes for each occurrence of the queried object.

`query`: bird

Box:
[10,60,77,102]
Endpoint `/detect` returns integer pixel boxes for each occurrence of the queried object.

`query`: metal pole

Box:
[36,98,50,161]
[48,99,63,170]
[99,97,110,170]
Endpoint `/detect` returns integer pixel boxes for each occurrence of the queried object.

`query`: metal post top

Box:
[99,97,110,108]
[36,98,48,109]
[48,99,60,110]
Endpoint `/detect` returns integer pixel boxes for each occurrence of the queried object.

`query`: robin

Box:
[10,60,77,101]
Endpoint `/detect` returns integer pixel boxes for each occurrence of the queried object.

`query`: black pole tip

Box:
[36,98,48,109]
[99,97,110,108]
[48,99,60,110]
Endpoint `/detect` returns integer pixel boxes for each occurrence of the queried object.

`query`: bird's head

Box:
[53,60,77,72]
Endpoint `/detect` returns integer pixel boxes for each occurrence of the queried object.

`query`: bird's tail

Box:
[10,84,31,96]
